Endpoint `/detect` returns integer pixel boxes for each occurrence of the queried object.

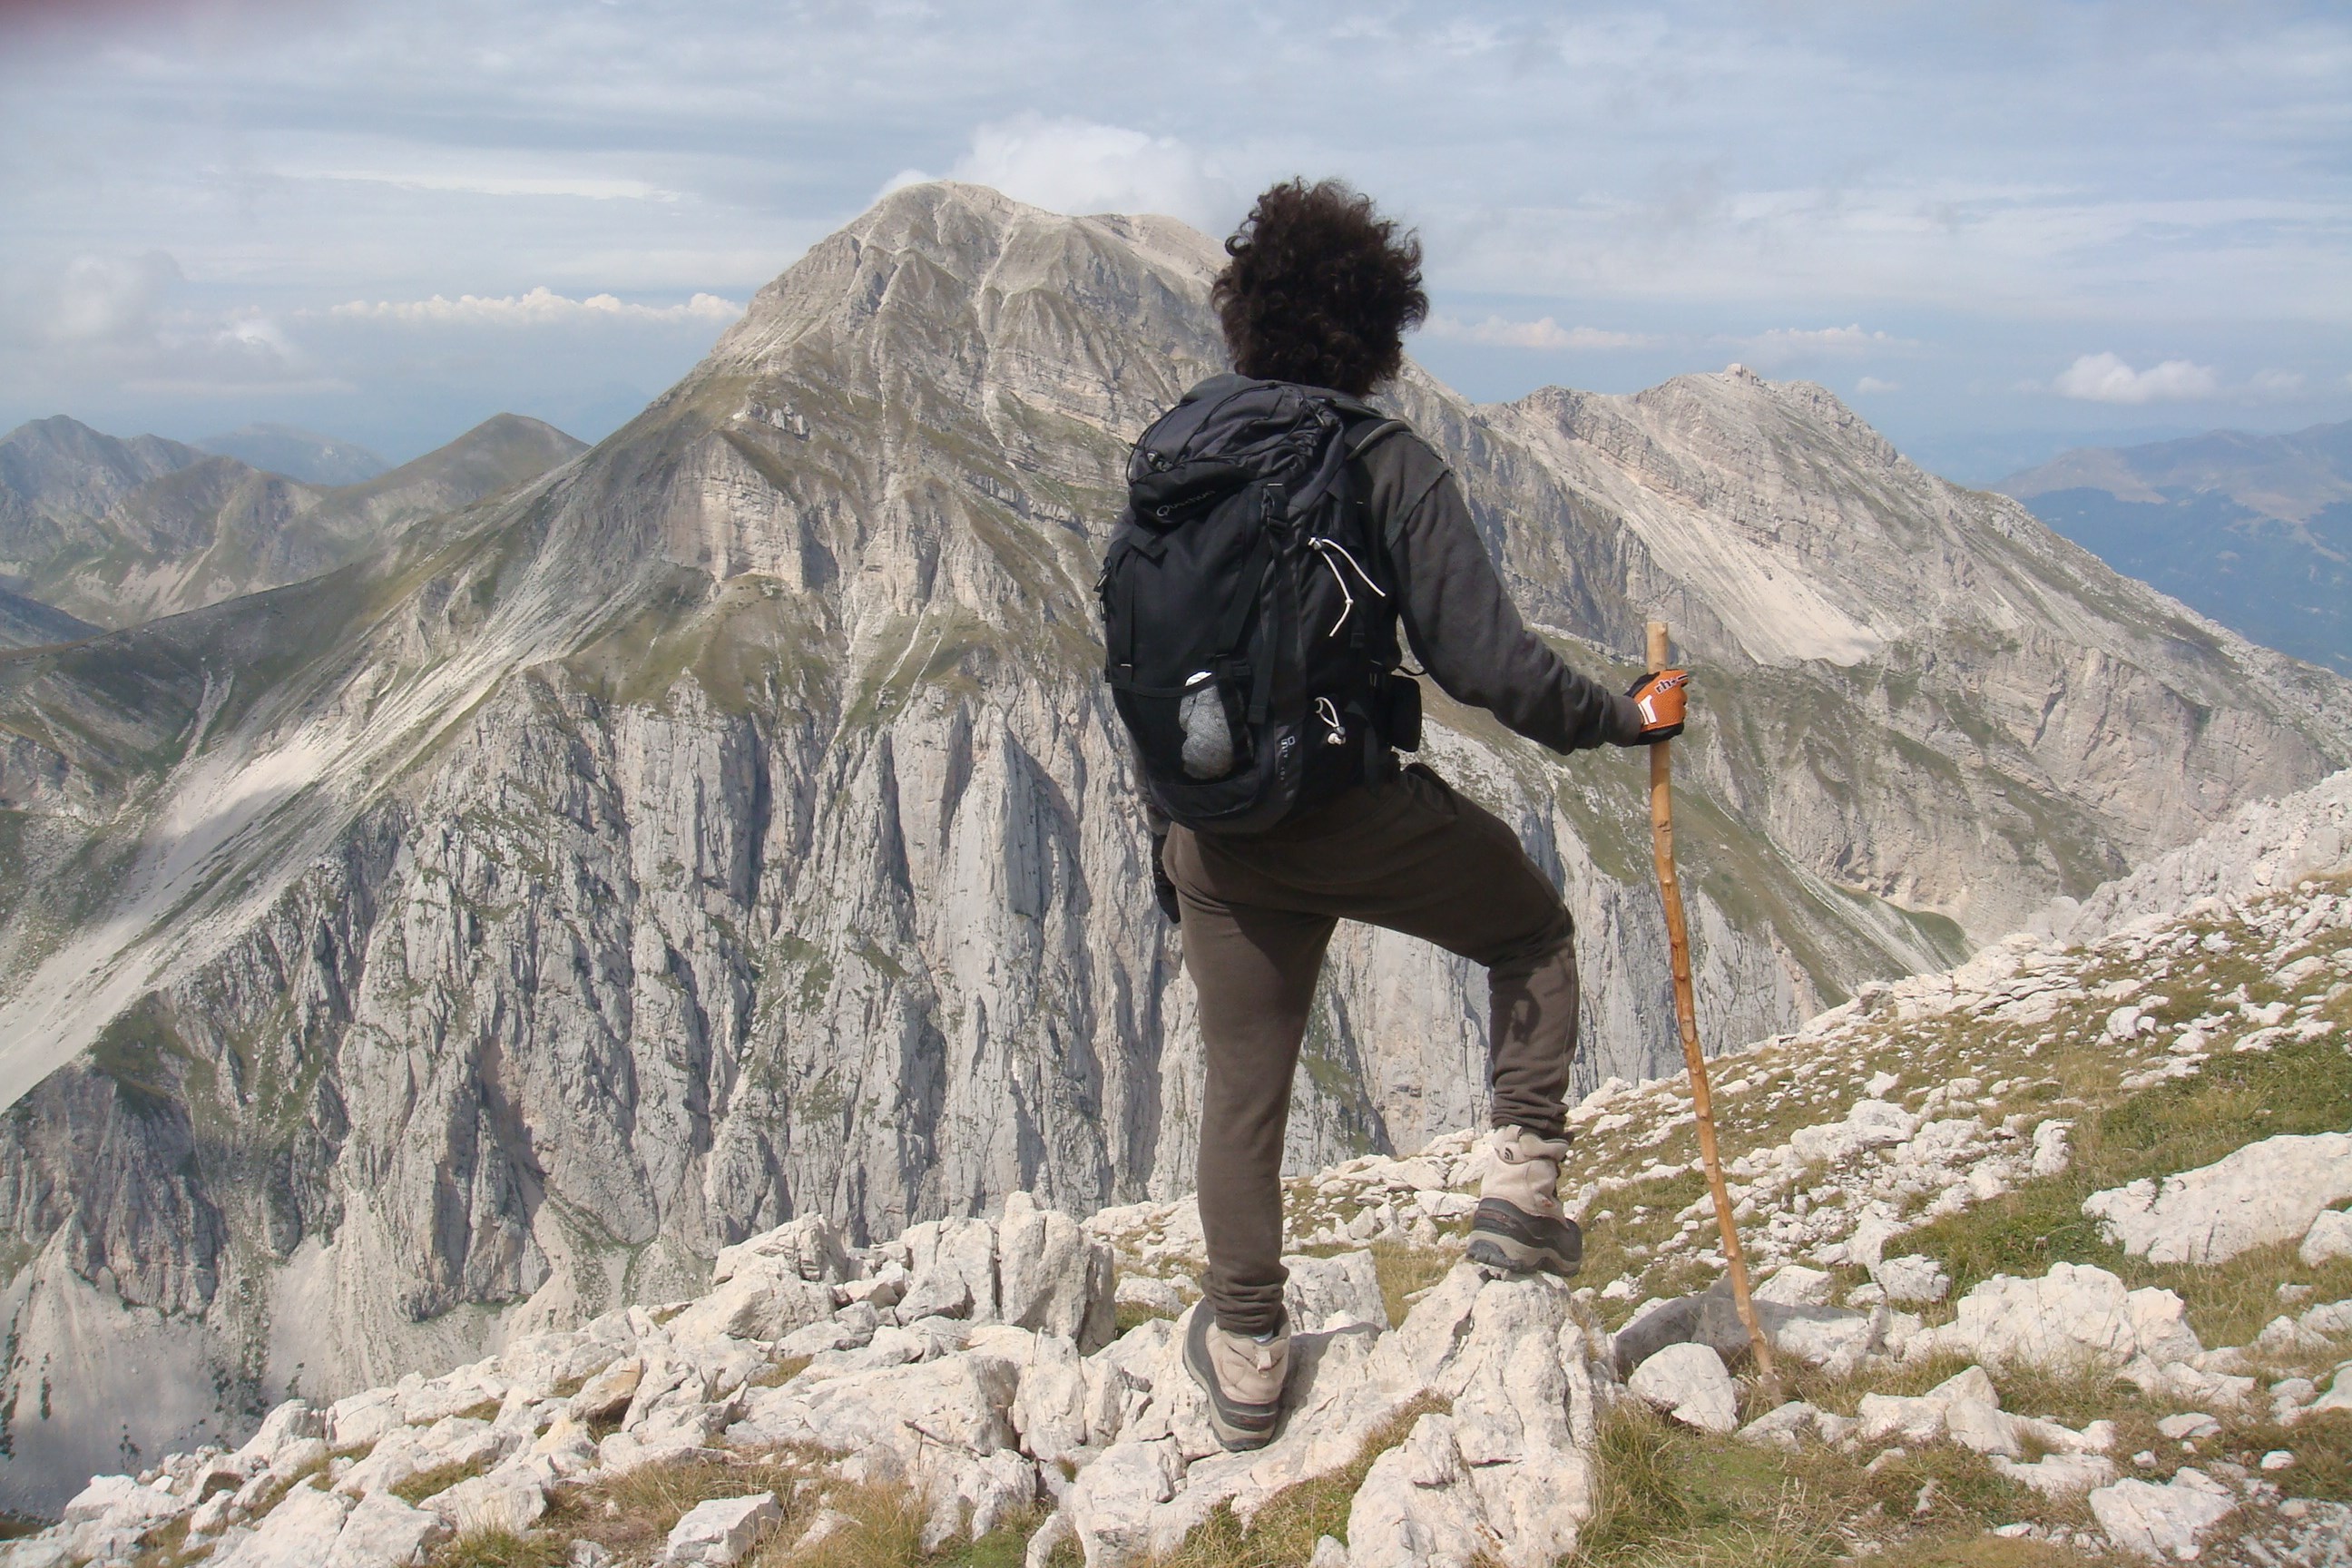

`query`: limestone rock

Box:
[1789,1100,1919,1167]
[237,1401,327,1468]
[1922,1262,2202,1370]
[211,1483,353,1568]
[1283,1250,1390,1332]
[2031,1120,2073,1178]
[321,1493,450,1568]
[995,1194,1118,1349]
[2090,1470,2236,1560]
[2082,1133,2352,1265]
[1994,1453,2116,1497]
[1113,1276,1185,1318]
[1628,1343,1740,1435]
[710,1217,851,1288]
[1753,1266,1834,1308]
[1738,1400,1826,1448]
[569,1358,645,1422]
[2309,1362,2352,1416]
[1872,1254,1950,1304]
[327,1391,404,1450]
[1008,1334,1090,1466]
[2301,1207,2352,1268]
[666,1272,836,1346]
[662,1492,780,1566]
[1614,1279,1878,1377]
[1063,1437,1181,1567]
[896,1218,1002,1325]
[59,1474,177,1527]
[425,1473,546,1534]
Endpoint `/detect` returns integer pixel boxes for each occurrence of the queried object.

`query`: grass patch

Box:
[750,1355,814,1390]
[1116,1300,1182,1336]
[758,1477,923,1567]
[1571,1391,2125,1568]
[1977,1361,2161,1446]
[550,1455,807,1563]
[1863,1538,2114,1568]
[1896,1034,2352,1345]
[1150,1394,1447,1566]
[392,1454,496,1507]
[1367,1242,1455,1328]
[1570,1170,1711,1328]
[426,1528,566,1568]
[741,1478,1060,1568]
[1577,1400,1839,1568]
[2210,1411,2352,1503]
[128,1516,208,1568]
[931,1502,1055,1568]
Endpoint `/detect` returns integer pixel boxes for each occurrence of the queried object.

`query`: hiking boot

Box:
[1182,1304,1289,1451]
[1466,1125,1582,1277]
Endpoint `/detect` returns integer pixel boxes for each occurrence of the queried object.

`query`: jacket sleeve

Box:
[1380,445,1643,753]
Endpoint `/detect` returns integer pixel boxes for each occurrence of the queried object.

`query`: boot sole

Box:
[1182,1308,1281,1452]
[1469,1198,1583,1279]
[1466,1233,1583,1278]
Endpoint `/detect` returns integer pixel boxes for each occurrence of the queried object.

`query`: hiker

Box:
[1097,178,1690,1450]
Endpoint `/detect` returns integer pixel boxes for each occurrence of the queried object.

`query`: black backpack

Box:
[1098,374,1422,836]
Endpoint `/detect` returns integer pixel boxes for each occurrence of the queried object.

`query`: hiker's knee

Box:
[1485,897,1574,981]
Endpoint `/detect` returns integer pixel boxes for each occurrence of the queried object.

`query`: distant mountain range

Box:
[1999,421,2352,674]
[0,412,585,633]
[194,424,389,486]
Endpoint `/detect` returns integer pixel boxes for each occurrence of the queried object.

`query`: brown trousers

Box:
[1163,762,1582,1337]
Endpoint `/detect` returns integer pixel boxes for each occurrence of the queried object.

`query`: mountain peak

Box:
[714,181,1223,378]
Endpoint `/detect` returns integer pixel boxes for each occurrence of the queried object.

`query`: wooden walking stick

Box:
[1643,620,1779,1396]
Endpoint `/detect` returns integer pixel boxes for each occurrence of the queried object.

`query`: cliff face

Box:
[0,181,2344,1508]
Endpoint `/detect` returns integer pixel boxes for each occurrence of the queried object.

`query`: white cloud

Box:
[324,287,742,327]
[2052,351,2220,404]
[2246,368,2306,399]
[1856,376,1900,394]
[907,113,1236,230]
[1735,324,1911,358]
[39,252,181,347]
[1422,314,1654,350]
[2,252,328,397]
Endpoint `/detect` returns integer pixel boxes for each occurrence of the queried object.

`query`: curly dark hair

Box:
[1212,179,1428,397]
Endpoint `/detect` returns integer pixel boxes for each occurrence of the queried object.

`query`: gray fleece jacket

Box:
[1357,426,1644,752]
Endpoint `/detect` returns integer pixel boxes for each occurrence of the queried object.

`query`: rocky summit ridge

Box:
[6,766,2348,1568]
[1,181,2349,1507]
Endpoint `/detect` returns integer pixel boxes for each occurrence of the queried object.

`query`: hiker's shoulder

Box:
[1353,415,1450,486]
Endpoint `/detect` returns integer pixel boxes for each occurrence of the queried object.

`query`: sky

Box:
[1,1,2347,482]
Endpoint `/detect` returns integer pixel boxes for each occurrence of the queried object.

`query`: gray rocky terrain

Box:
[0,181,2348,1509]
[0,585,93,652]
[5,770,2346,1566]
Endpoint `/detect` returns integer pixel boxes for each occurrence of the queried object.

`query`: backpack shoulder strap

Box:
[1345,416,1409,460]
